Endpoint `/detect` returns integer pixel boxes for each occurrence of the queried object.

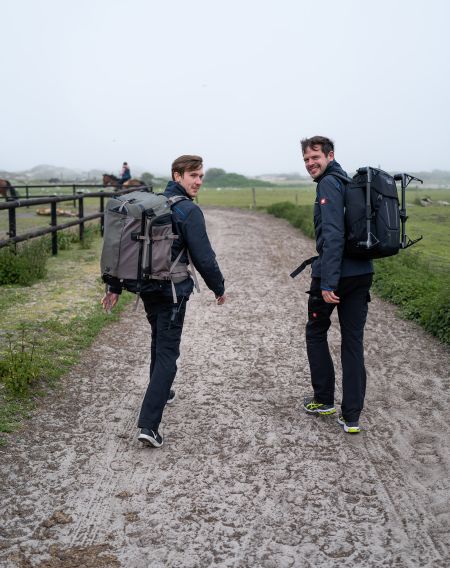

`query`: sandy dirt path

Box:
[0,208,449,568]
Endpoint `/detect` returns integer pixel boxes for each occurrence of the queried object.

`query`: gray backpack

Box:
[100,190,199,303]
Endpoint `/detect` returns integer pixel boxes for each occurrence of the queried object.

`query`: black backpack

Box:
[334,167,423,259]
[290,167,423,278]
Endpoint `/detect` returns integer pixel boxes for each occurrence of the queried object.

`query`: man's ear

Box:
[327,150,335,161]
[174,172,181,182]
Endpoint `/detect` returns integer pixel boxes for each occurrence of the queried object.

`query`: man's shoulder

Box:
[170,196,202,221]
[318,173,345,193]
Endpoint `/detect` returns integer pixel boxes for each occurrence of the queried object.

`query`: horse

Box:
[0,179,18,200]
[102,173,144,189]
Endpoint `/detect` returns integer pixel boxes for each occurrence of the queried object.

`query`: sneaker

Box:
[166,390,176,405]
[303,396,336,415]
[138,428,163,448]
[337,416,361,434]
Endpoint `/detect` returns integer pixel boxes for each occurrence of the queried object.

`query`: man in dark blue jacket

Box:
[102,155,226,447]
[300,136,373,434]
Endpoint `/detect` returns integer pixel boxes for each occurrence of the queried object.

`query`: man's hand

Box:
[322,290,340,304]
[101,291,119,313]
[216,293,226,305]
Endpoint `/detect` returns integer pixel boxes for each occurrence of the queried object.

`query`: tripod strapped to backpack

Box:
[393,171,424,250]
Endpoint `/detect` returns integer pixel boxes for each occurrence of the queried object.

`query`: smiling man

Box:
[300,137,373,434]
[102,155,226,448]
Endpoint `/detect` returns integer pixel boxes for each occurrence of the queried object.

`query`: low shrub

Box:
[0,328,41,396]
[267,202,315,239]
[372,253,449,344]
[0,239,49,286]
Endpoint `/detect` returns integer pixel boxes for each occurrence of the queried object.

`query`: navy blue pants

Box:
[138,295,187,430]
[305,274,372,422]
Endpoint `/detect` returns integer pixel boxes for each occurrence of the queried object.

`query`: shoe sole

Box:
[138,434,163,448]
[337,417,360,434]
[166,394,176,405]
[304,407,336,416]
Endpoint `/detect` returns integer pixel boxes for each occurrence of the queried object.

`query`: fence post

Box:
[295,193,298,205]
[252,187,256,209]
[73,184,76,208]
[100,194,105,236]
[50,201,58,255]
[78,193,84,242]
[8,207,17,251]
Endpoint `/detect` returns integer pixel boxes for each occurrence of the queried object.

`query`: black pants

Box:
[305,274,372,422]
[138,295,187,430]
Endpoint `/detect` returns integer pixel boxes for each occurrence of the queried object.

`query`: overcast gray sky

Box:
[2,0,449,176]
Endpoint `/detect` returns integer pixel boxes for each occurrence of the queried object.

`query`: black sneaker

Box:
[303,396,336,415]
[138,428,163,448]
[166,390,176,405]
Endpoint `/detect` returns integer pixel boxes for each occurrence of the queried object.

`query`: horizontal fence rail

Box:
[0,186,150,255]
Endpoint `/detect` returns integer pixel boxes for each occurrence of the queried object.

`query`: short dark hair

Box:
[171,155,203,180]
[300,136,334,156]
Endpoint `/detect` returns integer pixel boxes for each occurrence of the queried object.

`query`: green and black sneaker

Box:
[303,396,336,415]
[337,415,361,434]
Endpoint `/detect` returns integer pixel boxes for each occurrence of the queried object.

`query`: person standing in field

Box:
[102,155,226,448]
[300,136,373,433]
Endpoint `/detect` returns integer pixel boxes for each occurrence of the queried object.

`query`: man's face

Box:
[303,145,334,180]
[174,167,204,199]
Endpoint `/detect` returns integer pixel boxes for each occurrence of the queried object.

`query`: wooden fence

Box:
[0,186,149,255]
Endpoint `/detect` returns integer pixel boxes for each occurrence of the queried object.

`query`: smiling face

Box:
[174,167,204,199]
[303,144,334,180]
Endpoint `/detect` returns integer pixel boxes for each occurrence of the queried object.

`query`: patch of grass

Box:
[0,236,134,443]
[0,239,49,286]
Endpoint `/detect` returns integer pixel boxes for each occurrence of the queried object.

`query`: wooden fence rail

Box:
[0,186,150,255]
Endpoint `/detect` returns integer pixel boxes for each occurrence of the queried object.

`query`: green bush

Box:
[55,229,78,250]
[79,224,98,249]
[267,202,315,239]
[0,239,49,286]
[267,202,450,345]
[372,253,450,344]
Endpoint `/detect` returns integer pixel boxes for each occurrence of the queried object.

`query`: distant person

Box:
[299,136,373,434]
[101,155,226,448]
[119,161,131,184]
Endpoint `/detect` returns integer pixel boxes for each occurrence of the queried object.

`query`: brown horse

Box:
[102,174,144,189]
[0,179,18,199]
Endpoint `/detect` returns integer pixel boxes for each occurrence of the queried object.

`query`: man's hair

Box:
[300,136,334,156]
[171,155,203,180]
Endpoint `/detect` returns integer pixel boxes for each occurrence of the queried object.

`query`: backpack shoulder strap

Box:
[326,172,353,185]
[166,195,201,295]
[167,195,189,207]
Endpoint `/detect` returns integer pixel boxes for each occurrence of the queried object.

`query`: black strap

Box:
[290,256,318,279]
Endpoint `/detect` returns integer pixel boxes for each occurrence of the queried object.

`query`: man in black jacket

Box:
[102,155,226,447]
[300,136,373,434]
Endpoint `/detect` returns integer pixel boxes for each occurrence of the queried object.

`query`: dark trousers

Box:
[138,295,187,430]
[305,274,372,422]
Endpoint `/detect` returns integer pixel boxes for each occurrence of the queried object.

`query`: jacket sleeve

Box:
[180,206,225,296]
[317,176,345,290]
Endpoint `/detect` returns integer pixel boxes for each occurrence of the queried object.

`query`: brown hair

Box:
[300,136,334,156]
[171,155,203,180]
